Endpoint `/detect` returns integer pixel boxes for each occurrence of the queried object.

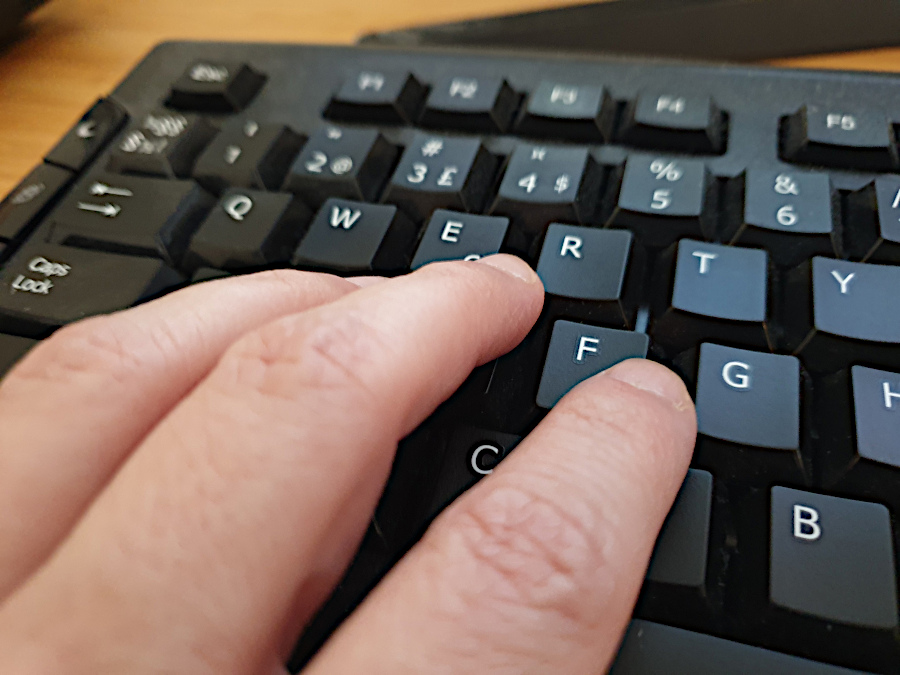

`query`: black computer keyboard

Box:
[1,41,900,674]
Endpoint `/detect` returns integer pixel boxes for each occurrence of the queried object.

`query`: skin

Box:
[0,254,696,675]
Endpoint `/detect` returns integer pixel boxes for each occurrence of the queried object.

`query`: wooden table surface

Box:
[4,0,900,196]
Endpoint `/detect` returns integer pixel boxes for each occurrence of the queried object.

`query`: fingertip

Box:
[474,254,543,286]
[603,359,695,415]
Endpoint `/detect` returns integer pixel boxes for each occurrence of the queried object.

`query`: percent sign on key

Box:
[650,159,683,181]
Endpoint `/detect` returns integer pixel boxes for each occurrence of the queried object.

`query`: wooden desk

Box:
[4,0,900,195]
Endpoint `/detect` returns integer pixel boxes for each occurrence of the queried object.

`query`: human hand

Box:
[0,254,695,674]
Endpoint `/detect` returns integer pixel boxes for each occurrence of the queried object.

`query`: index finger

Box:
[0,255,545,674]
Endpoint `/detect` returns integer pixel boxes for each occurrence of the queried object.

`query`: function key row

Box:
[324,67,727,154]
[155,60,900,170]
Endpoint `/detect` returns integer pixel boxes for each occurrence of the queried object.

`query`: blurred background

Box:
[4,0,900,196]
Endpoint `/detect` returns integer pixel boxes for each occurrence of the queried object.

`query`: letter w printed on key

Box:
[330,206,363,230]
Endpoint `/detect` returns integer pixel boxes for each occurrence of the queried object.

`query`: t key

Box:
[735,168,837,267]
[770,487,898,629]
[611,154,713,247]
[384,133,498,222]
[652,240,770,354]
[536,320,649,409]
[491,143,601,257]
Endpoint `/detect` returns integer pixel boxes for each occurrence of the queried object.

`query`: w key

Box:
[292,198,415,273]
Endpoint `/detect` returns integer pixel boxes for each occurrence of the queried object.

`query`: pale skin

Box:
[0,254,696,674]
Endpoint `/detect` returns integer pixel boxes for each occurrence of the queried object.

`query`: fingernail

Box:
[605,359,694,412]
[475,254,540,283]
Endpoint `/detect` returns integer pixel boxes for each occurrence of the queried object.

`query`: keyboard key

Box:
[0,242,182,337]
[425,426,522,520]
[292,198,415,273]
[851,366,900,468]
[651,240,770,354]
[536,223,632,299]
[536,320,649,409]
[410,210,508,269]
[325,70,426,125]
[283,125,398,206]
[107,111,217,178]
[0,333,37,379]
[695,343,800,450]
[734,168,837,267]
[491,144,601,256]
[47,172,215,267]
[517,81,614,141]
[384,133,497,222]
[784,258,900,372]
[845,175,900,264]
[646,469,713,588]
[0,164,73,242]
[44,98,128,172]
[420,75,519,133]
[817,366,900,489]
[186,189,309,271]
[193,119,304,193]
[618,91,726,154]
[612,620,869,674]
[611,154,713,247]
[167,61,266,113]
[782,105,898,171]
[770,487,898,628]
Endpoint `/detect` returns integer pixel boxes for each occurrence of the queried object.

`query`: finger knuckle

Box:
[216,307,389,410]
[438,482,611,630]
[2,315,169,391]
